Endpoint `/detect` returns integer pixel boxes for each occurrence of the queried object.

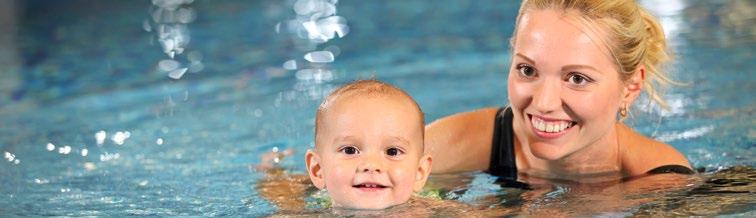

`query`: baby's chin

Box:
[331,199,404,210]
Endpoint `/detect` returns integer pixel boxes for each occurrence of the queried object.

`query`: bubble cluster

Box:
[46,142,56,151]
[275,0,347,103]
[279,0,349,44]
[95,130,107,145]
[4,151,19,164]
[58,145,72,155]
[148,0,195,58]
[100,152,121,162]
[147,0,201,79]
[304,51,335,63]
[277,0,348,82]
[111,131,132,145]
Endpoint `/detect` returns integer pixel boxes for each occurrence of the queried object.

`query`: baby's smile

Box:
[352,182,389,191]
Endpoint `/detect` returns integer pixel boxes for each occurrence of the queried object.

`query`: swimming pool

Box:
[0,0,753,216]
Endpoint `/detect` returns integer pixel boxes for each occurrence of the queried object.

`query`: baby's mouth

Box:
[353,183,388,189]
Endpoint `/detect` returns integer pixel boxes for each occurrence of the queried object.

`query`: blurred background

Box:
[0,0,753,216]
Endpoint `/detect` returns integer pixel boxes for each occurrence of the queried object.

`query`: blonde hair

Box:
[513,0,674,108]
[314,79,425,147]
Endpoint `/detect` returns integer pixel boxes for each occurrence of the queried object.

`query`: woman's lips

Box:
[528,114,576,139]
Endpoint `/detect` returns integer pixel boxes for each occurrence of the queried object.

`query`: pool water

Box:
[0,0,753,216]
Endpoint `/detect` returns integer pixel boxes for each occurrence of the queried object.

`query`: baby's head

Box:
[305,79,432,210]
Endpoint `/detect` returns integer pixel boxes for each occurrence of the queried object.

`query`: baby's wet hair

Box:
[314,79,424,149]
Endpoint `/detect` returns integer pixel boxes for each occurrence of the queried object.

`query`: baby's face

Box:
[307,96,430,209]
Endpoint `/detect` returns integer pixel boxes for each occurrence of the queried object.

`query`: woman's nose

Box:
[532,80,562,113]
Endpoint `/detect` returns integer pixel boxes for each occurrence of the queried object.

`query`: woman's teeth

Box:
[531,116,574,133]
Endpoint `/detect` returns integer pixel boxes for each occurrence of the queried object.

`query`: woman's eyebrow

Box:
[562,64,603,74]
[515,53,536,65]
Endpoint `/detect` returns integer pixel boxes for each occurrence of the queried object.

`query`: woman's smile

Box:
[528,114,577,139]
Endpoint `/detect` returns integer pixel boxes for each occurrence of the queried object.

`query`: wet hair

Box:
[314,79,425,149]
[513,0,674,108]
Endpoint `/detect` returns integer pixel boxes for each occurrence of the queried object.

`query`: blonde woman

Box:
[426,0,693,182]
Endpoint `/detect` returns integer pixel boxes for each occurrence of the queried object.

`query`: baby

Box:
[256,80,516,215]
[304,79,433,210]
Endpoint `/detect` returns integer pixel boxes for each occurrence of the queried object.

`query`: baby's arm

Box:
[252,148,313,212]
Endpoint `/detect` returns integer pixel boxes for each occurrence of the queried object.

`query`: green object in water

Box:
[417,189,443,200]
[305,189,331,209]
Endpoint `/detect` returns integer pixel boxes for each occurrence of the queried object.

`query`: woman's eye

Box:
[386,147,403,156]
[516,64,536,77]
[567,73,592,85]
[340,146,359,155]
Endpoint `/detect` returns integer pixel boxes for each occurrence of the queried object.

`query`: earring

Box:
[619,104,628,118]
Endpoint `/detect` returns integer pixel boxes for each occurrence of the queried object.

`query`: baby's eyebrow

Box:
[332,135,358,144]
[387,136,410,146]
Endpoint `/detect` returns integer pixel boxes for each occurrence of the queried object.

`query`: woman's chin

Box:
[528,142,572,161]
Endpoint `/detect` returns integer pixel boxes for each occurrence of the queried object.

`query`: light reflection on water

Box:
[266,168,754,217]
[0,0,753,216]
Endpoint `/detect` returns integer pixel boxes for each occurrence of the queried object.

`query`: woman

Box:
[426,0,693,182]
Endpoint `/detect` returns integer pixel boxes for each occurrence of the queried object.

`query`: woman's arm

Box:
[424,107,500,174]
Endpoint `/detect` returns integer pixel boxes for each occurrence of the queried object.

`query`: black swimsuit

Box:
[489,107,519,180]
[487,107,694,180]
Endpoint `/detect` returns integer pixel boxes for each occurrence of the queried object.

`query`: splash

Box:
[146,0,201,80]
[276,0,348,102]
[278,0,350,46]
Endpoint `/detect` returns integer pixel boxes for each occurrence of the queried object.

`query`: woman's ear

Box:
[305,150,325,189]
[623,66,645,104]
[413,154,433,192]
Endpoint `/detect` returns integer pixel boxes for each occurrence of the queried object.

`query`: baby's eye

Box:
[385,147,404,156]
[516,64,536,77]
[566,73,593,86]
[339,146,359,155]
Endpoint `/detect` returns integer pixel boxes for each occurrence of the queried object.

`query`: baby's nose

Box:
[357,156,384,173]
[360,165,382,173]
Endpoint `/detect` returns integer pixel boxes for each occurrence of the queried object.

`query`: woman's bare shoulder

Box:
[424,107,501,173]
[426,107,501,133]
[618,123,692,176]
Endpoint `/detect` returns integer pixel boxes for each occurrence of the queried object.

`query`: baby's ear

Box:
[305,150,326,189]
[413,154,433,192]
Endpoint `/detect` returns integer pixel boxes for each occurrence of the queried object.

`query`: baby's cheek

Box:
[390,167,415,194]
[327,165,352,185]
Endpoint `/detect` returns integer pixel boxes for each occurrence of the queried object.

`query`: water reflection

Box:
[147,0,201,80]
[4,151,19,164]
[263,167,754,216]
[0,0,751,216]
[0,0,21,107]
[274,0,350,103]
[641,0,686,39]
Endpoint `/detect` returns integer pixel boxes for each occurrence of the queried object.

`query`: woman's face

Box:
[508,9,628,161]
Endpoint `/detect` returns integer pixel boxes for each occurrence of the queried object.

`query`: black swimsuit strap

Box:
[488,107,518,181]
[647,164,695,175]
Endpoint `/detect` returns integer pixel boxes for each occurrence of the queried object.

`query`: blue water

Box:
[0,0,753,216]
